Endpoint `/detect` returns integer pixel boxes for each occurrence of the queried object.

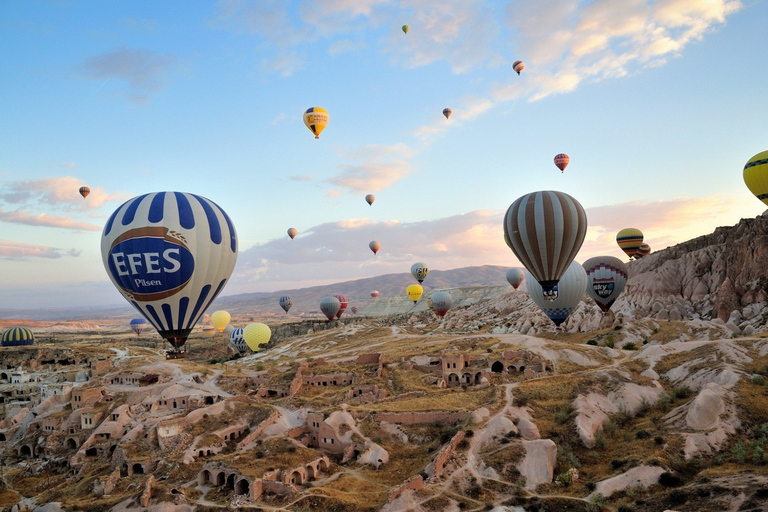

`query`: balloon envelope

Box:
[130,318,147,335]
[406,284,423,303]
[351,306,358,314]
[369,240,381,255]
[287,228,297,239]
[512,60,524,75]
[101,192,238,350]
[230,327,248,353]
[554,154,570,172]
[506,268,525,289]
[503,190,587,292]
[365,194,375,205]
[402,25,409,34]
[411,262,428,283]
[303,107,329,139]
[443,108,452,119]
[1,327,34,347]
[743,150,768,207]
[211,311,231,332]
[79,186,90,199]
[583,256,628,313]
[370,290,379,298]
[333,294,348,318]
[526,260,587,327]
[279,296,293,313]
[635,243,651,258]
[430,291,452,317]
[243,323,271,351]
[616,228,643,259]
[320,296,341,320]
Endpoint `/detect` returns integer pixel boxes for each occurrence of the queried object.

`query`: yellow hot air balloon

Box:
[243,323,271,351]
[743,150,768,207]
[211,310,231,333]
[406,284,423,303]
[303,107,329,139]
[402,25,409,34]
[616,228,644,259]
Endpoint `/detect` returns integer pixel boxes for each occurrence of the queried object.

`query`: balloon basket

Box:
[166,349,188,360]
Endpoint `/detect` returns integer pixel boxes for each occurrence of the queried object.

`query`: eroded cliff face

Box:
[619,214,768,321]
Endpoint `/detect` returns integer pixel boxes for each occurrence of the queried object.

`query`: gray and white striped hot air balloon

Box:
[101,192,238,351]
[503,190,587,292]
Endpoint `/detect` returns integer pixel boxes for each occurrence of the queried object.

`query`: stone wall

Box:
[372,410,471,426]
[387,474,424,503]
[430,430,466,478]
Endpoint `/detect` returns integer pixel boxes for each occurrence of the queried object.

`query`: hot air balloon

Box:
[369,240,381,255]
[287,228,297,239]
[411,262,428,283]
[526,260,587,327]
[130,318,147,335]
[406,284,423,303]
[230,327,248,353]
[224,323,235,334]
[351,306,358,314]
[430,291,452,317]
[371,290,379,298]
[320,296,341,321]
[635,243,651,258]
[333,294,348,319]
[506,268,525,289]
[554,154,569,172]
[743,150,768,207]
[616,228,643,259]
[503,190,587,292]
[243,323,271,351]
[100,192,238,354]
[303,107,329,139]
[583,256,628,313]
[512,60,524,75]
[1,327,34,347]
[402,25,409,34]
[365,194,375,206]
[211,311,231,333]
[443,108,452,119]
[79,186,90,199]
[279,296,293,313]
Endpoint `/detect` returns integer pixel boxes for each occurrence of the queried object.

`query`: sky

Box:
[1,0,767,309]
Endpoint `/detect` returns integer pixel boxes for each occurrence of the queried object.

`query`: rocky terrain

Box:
[1,215,768,512]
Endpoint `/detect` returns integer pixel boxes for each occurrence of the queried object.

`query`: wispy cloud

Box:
[81,48,180,103]
[327,143,415,193]
[0,209,102,231]
[0,239,83,259]
[0,176,128,209]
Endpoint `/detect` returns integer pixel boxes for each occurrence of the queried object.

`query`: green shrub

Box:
[622,342,637,350]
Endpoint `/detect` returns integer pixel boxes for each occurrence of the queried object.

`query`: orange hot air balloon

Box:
[79,186,90,199]
[287,227,297,239]
[365,194,375,205]
[369,240,381,255]
[554,154,569,172]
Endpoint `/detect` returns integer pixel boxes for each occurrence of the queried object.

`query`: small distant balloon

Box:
[635,243,651,258]
[411,262,428,283]
[402,25,409,34]
[243,323,271,351]
[287,228,297,239]
[369,240,381,255]
[512,60,524,75]
[230,327,248,353]
[526,260,587,327]
[370,290,379,298]
[79,186,90,199]
[130,318,147,335]
[616,228,644,259]
[211,311,231,333]
[743,150,768,207]
[1,327,35,347]
[365,194,375,206]
[506,268,525,289]
[554,153,570,172]
[442,108,452,119]
[303,107,329,139]
[333,294,348,319]
[319,296,341,321]
[351,306,358,314]
[279,296,293,313]
[583,256,628,314]
[430,291,452,317]
[406,284,423,303]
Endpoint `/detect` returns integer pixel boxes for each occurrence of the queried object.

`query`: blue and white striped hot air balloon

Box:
[230,327,248,353]
[101,192,238,352]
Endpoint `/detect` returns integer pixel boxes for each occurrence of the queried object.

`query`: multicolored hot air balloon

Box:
[370,290,379,298]
[635,243,651,258]
[333,294,348,319]
[130,318,147,335]
[554,154,569,172]
[506,268,525,289]
[743,150,768,207]
[230,327,248,353]
[526,260,587,327]
[279,296,293,313]
[79,186,90,199]
[100,192,238,353]
[351,306,358,314]
[583,256,628,313]
[406,284,423,303]
[503,190,587,292]
[430,291,452,317]
[411,262,428,283]
[320,296,341,321]
[287,228,297,239]
[512,60,524,75]
[365,194,375,206]
[616,228,643,259]
[369,240,381,255]
[402,25,409,34]
[1,327,34,347]
[243,323,271,351]
[443,108,452,119]
[211,311,231,333]
[303,107,329,139]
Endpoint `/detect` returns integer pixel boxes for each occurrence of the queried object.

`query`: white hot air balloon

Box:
[101,192,238,353]
[526,260,587,327]
[230,327,248,353]
[319,296,341,321]
[583,256,628,313]
[506,268,525,289]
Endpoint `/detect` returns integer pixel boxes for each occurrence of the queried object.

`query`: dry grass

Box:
[653,343,718,375]
[310,473,388,508]
[619,357,651,375]
[353,386,498,413]
[0,490,20,508]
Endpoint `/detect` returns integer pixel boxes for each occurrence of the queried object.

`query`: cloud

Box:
[414,96,493,142]
[81,48,180,103]
[0,209,102,231]
[327,143,415,193]
[289,174,314,182]
[328,39,366,55]
[0,176,129,210]
[0,239,82,259]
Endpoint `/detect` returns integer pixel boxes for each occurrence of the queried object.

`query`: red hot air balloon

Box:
[554,154,569,172]
[370,290,379,298]
[333,294,348,318]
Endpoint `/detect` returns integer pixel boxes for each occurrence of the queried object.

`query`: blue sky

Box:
[1,0,766,309]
